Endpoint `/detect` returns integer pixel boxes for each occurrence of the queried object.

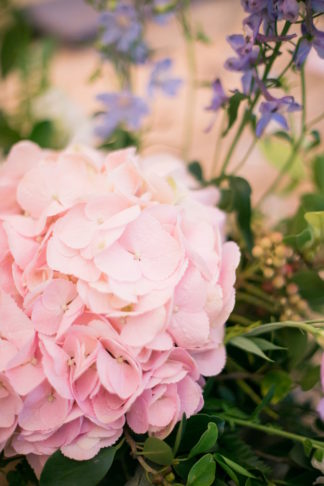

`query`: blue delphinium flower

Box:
[225,35,260,72]
[96,92,149,139]
[206,79,228,112]
[256,95,301,137]
[148,58,182,98]
[100,4,142,53]
[205,79,229,131]
[311,0,324,13]
[295,21,324,67]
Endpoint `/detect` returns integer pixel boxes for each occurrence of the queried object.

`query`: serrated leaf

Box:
[40,447,116,486]
[187,454,216,486]
[229,336,273,362]
[142,437,173,466]
[188,422,218,458]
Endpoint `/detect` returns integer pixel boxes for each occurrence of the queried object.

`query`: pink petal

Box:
[120,307,166,347]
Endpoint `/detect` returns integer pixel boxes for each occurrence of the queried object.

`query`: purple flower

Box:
[100,4,141,53]
[311,0,324,12]
[206,79,228,112]
[148,58,182,98]
[225,35,260,71]
[152,0,175,24]
[205,79,228,131]
[96,91,149,138]
[295,22,324,67]
[256,95,301,137]
[131,41,149,64]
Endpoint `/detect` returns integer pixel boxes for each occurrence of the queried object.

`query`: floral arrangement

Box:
[0,1,324,486]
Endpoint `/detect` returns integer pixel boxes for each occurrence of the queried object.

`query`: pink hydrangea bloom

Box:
[0,141,240,476]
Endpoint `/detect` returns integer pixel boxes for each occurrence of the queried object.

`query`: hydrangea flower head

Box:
[0,141,240,477]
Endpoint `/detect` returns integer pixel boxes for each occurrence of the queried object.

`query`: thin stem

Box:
[237,380,279,420]
[232,137,258,174]
[181,0,197,162]
[124,430,159,476]
[256,63,307,207]
[301,66,306,132]
[220,112,247,176]
[220,415,324,450]
[236,291,277,313]
[228,313,253,326]
[210,110,226,177]
[306,111,324,130]
[239,281,276,304]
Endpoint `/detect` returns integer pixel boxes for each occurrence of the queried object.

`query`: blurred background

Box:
[1,0,324,211]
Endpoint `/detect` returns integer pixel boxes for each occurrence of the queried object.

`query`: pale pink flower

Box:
[0,374,23,451]
[0,142,240,471]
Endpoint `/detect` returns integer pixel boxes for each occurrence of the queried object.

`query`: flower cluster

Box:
[95,1,182,140]
[207,0,324,136]
[0,141,239,476]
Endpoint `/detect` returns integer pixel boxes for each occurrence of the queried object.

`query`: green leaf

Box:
[293,270,324,312]
[40,447,116,486]
[0,111,21,152]
[29,120,55,148]
[260,138,304,191]
[300,365,320,391]
[249,337,285,352]
[178,414,224,455]
[251,386,275,420]
[217,176,253,250]
[215,455,255,479]
[173,414,187,456]
[261,370,292,404]
[214,455,239,484]
[188,161,204,182]
[284,228,312,251]
[187,454,216,486]
[142,437,173,466]
[188,422,218,458]
[229,336,273,362]
[314,155,324,193]
[303,439,313,457]
[305,211,324,244]
[0,17,31,78]
[223,92,246,135]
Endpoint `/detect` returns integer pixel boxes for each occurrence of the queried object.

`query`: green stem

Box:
[256,64,307,207]
[237,380,279,420]
[236,291,277,313]
[220,112,248,176]
[232,137,258,174]
[221,415,324,450]
[239,282,276,304]
[210,110,226,177]
[228,313,253,326]
[181,0,197,162]
[306,111,324,130]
